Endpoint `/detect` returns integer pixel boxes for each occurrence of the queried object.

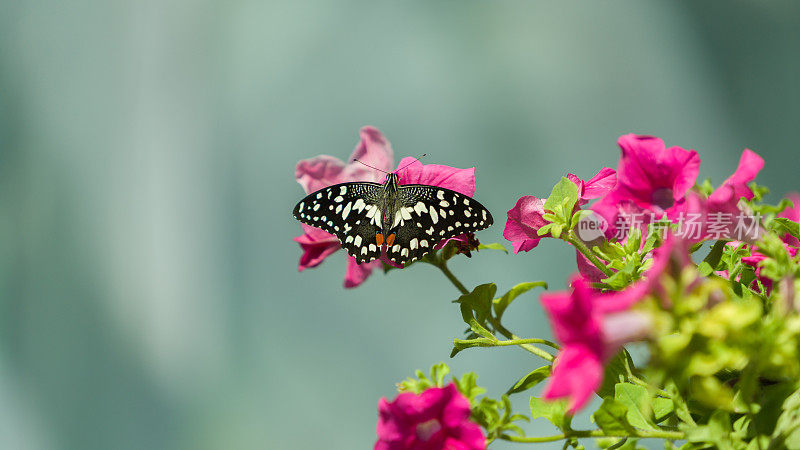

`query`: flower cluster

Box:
[292,129,800,449]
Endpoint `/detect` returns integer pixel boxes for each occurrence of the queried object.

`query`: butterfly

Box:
[292,171,494,266]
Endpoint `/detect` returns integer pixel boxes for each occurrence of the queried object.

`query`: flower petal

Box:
[542,345,603,413]
[344,256,381,288]
[396,157,476,196]
[716,149,763,202]
[342,126,395,183]
[503,196,549,253]
[581,167,617,200]
[295,155,346,194]
[293,224,340,270]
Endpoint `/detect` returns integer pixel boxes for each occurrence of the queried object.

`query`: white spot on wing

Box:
[354,235,362,247]
[334,196,344,203]
[410,238,418,250]
[340,186,347,195]
[353,198,366,212]
[429,206,438,224]
[414,202,427,215]
[401,207,412,221]
[342,202,352,220]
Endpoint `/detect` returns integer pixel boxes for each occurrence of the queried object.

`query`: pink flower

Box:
[375,383,485,450]
[540,234,691,412]
[293,126,392,287]
[503,168,616,253]
[679,149,765,243]
[593,134,701,237]
[714,149,763,203]
[540,277,652,413]
[294,127,482,286]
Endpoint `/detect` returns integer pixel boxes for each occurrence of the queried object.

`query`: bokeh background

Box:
[1,1,799,449]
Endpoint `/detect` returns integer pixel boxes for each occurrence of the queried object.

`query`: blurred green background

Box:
[1,1,799,449]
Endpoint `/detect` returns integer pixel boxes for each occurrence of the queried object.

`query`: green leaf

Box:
[614,383,657,430]
[699,240,727,276]
[493,281,547,320]
[477,242,508,253]
[458,302,494,341]
[455,283,497,331]
[772,217,800,242]
[506,366,551,395]
[592,398,637,435]
[652,397,674,423]
[682,410,734,450]
[452,372,486,404]
[530,397,572,431]
[544,177,580,222]
[429,362,450,387]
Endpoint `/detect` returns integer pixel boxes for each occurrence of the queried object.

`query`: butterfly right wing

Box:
[292,182,384,264]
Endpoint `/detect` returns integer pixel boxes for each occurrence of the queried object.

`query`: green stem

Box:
[431,258,555,361]
[501,428,685,443]
[454,337,557,347]
[437,260,469,295]
[567,232,614,277]
[628,375,670,398]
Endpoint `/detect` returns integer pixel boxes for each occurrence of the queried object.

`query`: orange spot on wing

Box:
[375,233,384,246]
[385,233,396,246]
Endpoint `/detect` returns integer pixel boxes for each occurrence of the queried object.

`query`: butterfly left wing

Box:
[292,182,384,264]
[384,185,493,265]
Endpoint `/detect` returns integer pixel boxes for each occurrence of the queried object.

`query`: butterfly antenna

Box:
[352,158,390,174]
[397,153,427,173]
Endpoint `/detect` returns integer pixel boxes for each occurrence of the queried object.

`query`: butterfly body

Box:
[293,172,493,265]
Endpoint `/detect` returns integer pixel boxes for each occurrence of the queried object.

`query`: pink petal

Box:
[542,345,603,413]
[575,250,607,283]
[295,155,346,194]
[601,311,652,356]
[293,224,340,270]
[716,149,763,202]
[615,134,701,210]
[581,167,617,200]
[503,196,549,253]
[344,256,381,288]
[540,279,603,350]
[396,157,476,197]
[342,126,395,183]
[440,384,472,429]
[779,192,800,223]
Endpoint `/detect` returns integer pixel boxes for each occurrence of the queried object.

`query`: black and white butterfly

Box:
[292,172,493,265]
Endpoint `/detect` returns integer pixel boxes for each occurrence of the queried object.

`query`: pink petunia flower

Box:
[540,234,691,412]
[503,168,616,254]
[679,149,764,243]
[375,383,485,450]
[593,134,701,238]
[294,127,482,286]
[294,126,392,287]
[540,277,651,413]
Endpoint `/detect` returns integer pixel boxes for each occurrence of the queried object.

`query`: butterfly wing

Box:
[292,182,384,264]
[384,185,494,265]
